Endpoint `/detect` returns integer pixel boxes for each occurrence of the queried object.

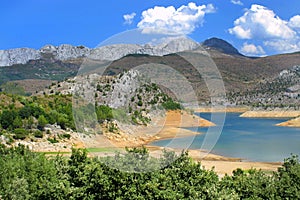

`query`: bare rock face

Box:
[0,37,199,66]
[0,48,41,66]
[56,44,90,60]
[89,44,141,61]
[40,44,90,60]
[108,70,140,108]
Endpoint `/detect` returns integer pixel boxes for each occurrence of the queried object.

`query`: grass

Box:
[86,147,119,153]
[37,147,118,155]
[39,151,71,155]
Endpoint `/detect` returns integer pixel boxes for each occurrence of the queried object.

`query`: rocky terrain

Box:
[229,65,300,109]
[0,37,199,67]
[0,37,300,109]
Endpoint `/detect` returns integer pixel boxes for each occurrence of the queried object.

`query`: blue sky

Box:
[1,0,300,56]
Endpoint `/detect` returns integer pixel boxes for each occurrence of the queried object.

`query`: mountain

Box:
[0,37,199,67]
[202,37,243,56]
[0,37,299,108]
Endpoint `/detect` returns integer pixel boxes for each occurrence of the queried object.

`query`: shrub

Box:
[47,137,58,144]
[59,133,71,140]
[162,100,182,110]
[34,130,43,138]
[96,105,113,122]
[13,128,28,140]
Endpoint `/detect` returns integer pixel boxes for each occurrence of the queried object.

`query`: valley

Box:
[0,37,299,175]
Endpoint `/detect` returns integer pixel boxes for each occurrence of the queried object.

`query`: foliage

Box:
[0,93,75,140]
[162,99,182,110]
[13,128,28,140]
[37,115,48,131]
[96,105,113,122]
[0,82,30,96]
[1,145,300,199]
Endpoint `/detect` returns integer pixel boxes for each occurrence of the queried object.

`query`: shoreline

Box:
[276,117,300,127]
[194,106,249,113]
[32,108,290,175]
[96,109,283,176]
[240,110,300,128]
[240,110,300,118]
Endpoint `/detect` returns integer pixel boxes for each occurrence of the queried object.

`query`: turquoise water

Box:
[151,113,300,162]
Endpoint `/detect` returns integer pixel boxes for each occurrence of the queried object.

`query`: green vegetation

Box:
[96,105,113,122]
[0,82,30,96]
[1,145,300,199]
[0,59,78,86]
[0,93,75,141]
[162,98,182,110]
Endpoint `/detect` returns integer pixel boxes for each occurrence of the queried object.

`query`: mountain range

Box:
[0,37,201,67]
[0,37,299,108]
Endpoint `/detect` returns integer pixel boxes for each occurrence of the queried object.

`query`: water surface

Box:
[151,113,300,162]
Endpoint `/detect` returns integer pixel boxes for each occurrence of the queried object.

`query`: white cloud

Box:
[229,4,296,40]
[264,39,300,53]
[241,42,265,56]
[204,4,216,13]
[229,4,300,54]
[289,15,300,30]
[231,0,243,6]
[137,2,215,35]
[123,12,136,25]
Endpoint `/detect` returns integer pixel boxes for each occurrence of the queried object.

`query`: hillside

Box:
[202,37,243,56]
[0,70,192,151]
[0,37,299,108]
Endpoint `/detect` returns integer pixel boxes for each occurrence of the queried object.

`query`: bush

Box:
[37,115,48,131]
[47,137,58,144]
[96,105,113,122]
[162,99,182,110]
[34,130,43,138]
[59,133,71,140]
[13,128,28,140]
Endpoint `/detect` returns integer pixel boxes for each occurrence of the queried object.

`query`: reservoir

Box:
[151,112,300,162]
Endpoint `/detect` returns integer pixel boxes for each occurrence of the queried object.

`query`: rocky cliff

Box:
[0,37,199,67]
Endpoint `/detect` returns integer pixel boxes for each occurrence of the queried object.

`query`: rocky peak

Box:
[0,37,200,67]
[0,48,41,66]
[202,37,242,56]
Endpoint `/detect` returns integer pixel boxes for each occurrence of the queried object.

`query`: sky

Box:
[1,0,300,56]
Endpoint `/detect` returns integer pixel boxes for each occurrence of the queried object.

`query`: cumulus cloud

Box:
[229,4,296,40]
[241,43,265,56]
[264,39,300,53]
[123,12,136,25]
[289,15,300,30]
[231,0,243,6]
[137,2,215,35]
[230,4,300,54]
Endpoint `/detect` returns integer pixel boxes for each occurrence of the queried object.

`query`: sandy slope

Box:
[240,110,300,118]
[194,107,249,113]
[85,110,282,176]
[101,110,215,148]
[277,117,300,127]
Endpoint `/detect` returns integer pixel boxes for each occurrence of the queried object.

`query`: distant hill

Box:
[202,37,243,56]
[0,37,299,107]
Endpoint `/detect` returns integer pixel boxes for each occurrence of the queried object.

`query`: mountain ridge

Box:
[0,37,200,67]
[202,37,243,56]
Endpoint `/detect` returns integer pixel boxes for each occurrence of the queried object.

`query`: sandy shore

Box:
[103,110,215,148]
[240,110,300,118]
[83,110,283,176]
[277,117,300,127]
[194,106,249,113]
[90,146,282,176]
[200,160,281,176]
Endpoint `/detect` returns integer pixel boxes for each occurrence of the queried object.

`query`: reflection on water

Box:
[151,113,300,162]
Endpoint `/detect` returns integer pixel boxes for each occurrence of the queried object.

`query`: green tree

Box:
[12,116,23,129]
[0,110,17,129]
[37,115,48,131]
